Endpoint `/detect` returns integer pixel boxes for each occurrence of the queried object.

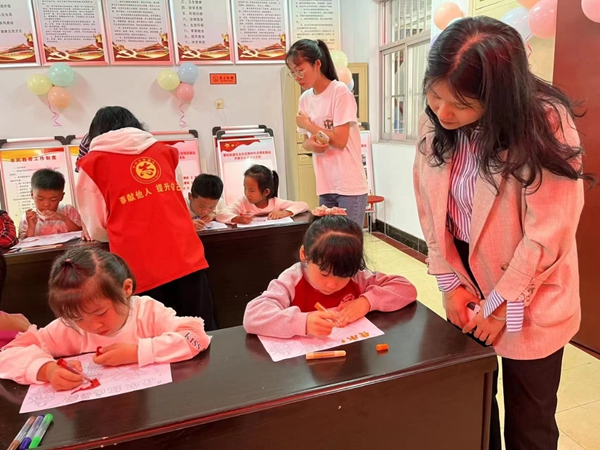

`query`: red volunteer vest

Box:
[291,275,362,312]
[79,142,208,292]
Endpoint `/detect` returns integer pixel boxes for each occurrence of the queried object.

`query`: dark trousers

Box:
[138,269,217,331]
[454,238,563,450]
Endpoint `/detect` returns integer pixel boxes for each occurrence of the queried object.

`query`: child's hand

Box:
[200,213,216,223]
[192,218,207,231]
[232,215,253,225]
[306,310,338,336]
[268,210,293,220]
[25,210,38,227]
[336,296,371,327]
[0,312,31,332]
[38,361,84,391]
[93,343,138,366]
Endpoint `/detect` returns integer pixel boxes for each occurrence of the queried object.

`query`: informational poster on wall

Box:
[0,148,74,224]
[360,130,375,197]
[161,139,201,196]
[169,0,233,63]
[0,1,40,67]
[217,137,277,204]
[290,0,340,51]
[33,0,108,65]
[104,0,174,65]
[232,0,288,63]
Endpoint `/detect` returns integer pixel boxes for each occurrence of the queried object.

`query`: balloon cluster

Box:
[157,62,197,102]
[331,50,353,91]
[502,0,558,40]
[27,63,75,110]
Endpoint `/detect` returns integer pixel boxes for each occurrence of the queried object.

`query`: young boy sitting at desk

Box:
[189,174,226,231]
[19,169,82,239]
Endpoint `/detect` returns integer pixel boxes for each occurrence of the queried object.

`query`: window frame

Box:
[379,0,431,142]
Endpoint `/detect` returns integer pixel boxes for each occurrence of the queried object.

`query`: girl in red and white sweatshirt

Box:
[243,215,417,338]
[0,247,210,391]
[217,165,309,224]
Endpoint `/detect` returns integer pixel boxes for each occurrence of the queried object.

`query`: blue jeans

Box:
[319,193,368,227]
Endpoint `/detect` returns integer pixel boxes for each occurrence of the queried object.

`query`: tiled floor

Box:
[364,233,600,450]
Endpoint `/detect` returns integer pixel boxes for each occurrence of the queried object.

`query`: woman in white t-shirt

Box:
[286,39,368,226]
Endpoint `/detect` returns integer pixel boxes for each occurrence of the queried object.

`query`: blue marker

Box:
[18,415,43,450]
[29,413,54,449]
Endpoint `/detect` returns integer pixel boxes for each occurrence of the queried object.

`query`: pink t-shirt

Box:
[18,204,81,239]
[298,80,368,196]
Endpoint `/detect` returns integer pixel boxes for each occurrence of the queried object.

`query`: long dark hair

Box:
[286,39,338,82]
[421,16,595,191]
[89,106,146,141]
[303,216,365,278]
[48,247,136,324]
[244,165,279,199]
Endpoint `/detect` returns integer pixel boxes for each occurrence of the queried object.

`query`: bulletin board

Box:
[213,125,278,205]
[0,137,74,224]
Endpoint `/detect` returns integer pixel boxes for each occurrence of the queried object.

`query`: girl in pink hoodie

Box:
[0,247,210,391]
[243,215,417,338]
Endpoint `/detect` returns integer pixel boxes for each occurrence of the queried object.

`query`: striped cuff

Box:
[435,273,461,293]
[484,290,524,332]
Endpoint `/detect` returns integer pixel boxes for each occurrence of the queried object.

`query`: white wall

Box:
[0,64,289,196]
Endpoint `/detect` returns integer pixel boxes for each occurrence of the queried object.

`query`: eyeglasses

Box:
[287,68,306,79]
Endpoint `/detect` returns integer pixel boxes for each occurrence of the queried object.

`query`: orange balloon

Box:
[337,67,352,85]
[48,86,71,109]
[434,2,464,30]
[517,0,540,7]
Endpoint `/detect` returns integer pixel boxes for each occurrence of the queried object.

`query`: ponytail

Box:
[244,164,278,199]
[286,39,339,82]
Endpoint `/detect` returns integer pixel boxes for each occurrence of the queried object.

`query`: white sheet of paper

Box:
[237,216,294,228]
[203,221,228,231]
[14,231,82,249]
[20,353,172,413]
[258,316,384,362]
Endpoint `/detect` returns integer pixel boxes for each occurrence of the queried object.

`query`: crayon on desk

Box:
[7,416,36,450]
[306,351,346,360]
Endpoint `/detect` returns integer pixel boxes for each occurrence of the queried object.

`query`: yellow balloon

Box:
[157,70,180,91]
[330,50,348,68]
[27,74,52,96]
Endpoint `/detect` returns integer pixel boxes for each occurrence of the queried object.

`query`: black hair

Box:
[88,106,146,141]
[244,165,279,200]
[422,16,595,191]
[286,39,338,82]
[48,247,136,324]
[191,174,223,200]
[302,215,365,278]
[31,168,65,191]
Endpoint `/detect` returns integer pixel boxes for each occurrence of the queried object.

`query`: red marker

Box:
[56,359,100,388]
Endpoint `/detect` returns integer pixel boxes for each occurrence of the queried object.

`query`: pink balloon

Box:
[47,86,71,109]
[434,2,464,30]
[582,0,600,23]
[175,83,195,102]
[337,67,352,85]
[528,0,557,39]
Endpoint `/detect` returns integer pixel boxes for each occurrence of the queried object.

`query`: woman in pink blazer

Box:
[414,17,594,450]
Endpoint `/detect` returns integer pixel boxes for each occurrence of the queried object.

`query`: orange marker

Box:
[306,350,346,360]
[376,343,389,352]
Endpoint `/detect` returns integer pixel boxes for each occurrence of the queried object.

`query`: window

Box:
[380,0,431,141]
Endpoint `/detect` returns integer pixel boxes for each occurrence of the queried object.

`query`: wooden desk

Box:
[0,303,497,450]
[0,214,311,329]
